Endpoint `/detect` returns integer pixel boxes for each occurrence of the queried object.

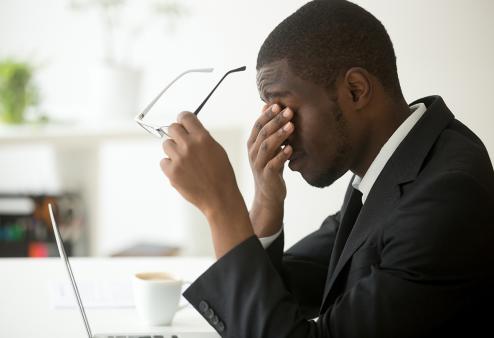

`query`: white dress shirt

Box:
[352,102,427,203]
[259,102,427,248]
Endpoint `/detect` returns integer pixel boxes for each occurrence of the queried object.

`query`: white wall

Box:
[0,0,493,255]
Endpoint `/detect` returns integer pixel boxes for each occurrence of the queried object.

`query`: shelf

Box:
[0,120,244,256]
[0,120,155,255]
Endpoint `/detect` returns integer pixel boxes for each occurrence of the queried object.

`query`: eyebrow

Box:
[261,90,292,102]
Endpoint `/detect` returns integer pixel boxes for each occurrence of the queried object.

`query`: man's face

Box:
[257,59,352,188]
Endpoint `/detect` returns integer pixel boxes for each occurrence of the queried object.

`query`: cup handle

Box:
[177,280,193,311]
[177,303,189,311]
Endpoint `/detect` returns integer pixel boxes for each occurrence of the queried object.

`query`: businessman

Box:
[159,1,494,337]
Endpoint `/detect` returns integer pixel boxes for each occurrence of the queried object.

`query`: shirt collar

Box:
[352,102,427,204]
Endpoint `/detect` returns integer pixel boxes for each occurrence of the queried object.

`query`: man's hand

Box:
[160,112,253,258]
[247,104,294,237]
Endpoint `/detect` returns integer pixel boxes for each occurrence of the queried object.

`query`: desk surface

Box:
[0,257,219,337]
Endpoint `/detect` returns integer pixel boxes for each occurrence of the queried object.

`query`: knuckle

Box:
[275,113,283,125]
[248,149,256,161]
[162,139,173,151]
[276,126,284,137]
[265,162,275,172]
[265,109,273,119]
[260,140,269,153]
[181,142,191,155]
[197,131,210,143]
[167,123,180,134]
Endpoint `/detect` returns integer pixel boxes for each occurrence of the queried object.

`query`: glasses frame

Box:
[135,66,246,138]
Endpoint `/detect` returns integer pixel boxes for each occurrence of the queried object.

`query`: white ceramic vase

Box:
[87,63,141,123]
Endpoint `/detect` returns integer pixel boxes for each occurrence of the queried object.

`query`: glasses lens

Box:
[138,122,166,138]
[142,71,219,129]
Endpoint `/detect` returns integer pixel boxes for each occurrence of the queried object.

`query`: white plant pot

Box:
[87,64,141,123]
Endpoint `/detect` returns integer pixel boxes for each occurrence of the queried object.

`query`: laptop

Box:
[48,203,219,338]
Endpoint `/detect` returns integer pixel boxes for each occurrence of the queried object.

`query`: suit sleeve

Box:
[183,172,494,338]
[264,212,341,319]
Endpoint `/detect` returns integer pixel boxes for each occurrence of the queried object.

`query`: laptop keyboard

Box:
[104,336,174,338]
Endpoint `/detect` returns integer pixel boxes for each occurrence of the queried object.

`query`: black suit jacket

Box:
[183,96,494,338]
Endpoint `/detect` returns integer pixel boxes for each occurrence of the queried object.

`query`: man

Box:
[159,1,494,337]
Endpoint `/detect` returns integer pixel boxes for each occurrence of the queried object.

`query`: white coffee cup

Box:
[132,272,186,326]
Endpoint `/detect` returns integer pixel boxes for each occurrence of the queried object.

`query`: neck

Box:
[352,96,411,177]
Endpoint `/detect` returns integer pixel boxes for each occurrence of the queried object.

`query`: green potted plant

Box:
[0,60,39,124]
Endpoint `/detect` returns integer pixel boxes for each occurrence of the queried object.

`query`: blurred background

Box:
[0,0,493,258]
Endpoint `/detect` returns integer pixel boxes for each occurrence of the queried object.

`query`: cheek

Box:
[295,111,331,152]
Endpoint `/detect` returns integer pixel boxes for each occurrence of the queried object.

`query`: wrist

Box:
[204,192,254,258]
[203,186,243,220]
[250,195,284,237]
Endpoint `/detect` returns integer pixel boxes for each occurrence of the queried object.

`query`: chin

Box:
[302,166,347,188]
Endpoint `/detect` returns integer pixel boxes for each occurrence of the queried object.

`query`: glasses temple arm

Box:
[139,68,214,119]
[194,66,246,116]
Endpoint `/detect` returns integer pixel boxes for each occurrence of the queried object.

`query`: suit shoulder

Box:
[421,118,494,190]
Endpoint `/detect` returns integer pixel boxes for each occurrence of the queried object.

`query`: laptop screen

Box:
[49,203,93,338]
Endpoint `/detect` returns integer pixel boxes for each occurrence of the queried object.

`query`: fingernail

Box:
[283,108,292,118]
[284,145,292,154]
[283,122,292,131]
[272,104,281,113]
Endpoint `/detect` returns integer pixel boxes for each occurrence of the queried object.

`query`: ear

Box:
[343,67,372,110]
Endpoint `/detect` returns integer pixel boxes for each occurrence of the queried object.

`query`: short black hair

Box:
[257,0,402,96]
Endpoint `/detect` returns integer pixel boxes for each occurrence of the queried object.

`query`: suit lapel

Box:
[321,174,401,308]
[320,96,455,312]
[327,181,360,274]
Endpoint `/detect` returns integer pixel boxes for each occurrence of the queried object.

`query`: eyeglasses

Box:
[135,66,246,138]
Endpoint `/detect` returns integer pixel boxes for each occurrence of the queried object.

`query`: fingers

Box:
[261,106,293,141]
[250,106,294,166]
[261,103,270,114]
[178,111,206,135]
[167,122,188,143]
[265,145,293,173]
[159,157,172,176]
[255,119,294,167]
[162,138,179,159]
[247,104,283,147]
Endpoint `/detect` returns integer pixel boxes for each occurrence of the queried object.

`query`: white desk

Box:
[0,257,220,337]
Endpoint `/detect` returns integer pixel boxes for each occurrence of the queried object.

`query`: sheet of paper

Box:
[49,279,134,309]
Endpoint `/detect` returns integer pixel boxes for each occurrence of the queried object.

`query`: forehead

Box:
[256,60,298,101]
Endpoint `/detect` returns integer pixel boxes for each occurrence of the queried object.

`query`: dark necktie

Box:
[329,188,363,272]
